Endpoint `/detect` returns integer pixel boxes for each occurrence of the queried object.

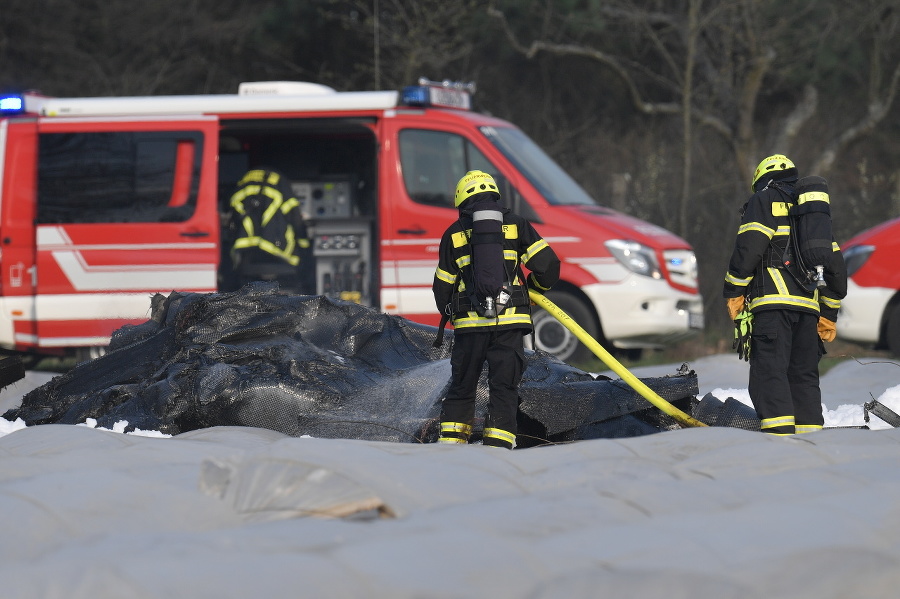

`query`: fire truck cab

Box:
[0,81,703,364]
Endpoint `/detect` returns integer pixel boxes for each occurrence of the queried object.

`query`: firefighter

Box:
[228,168,314,293]
[433,170,560,449]
[723,155,847,435]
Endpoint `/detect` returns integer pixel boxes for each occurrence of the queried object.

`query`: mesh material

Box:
[693,392,761,431]
[6,282,704,444]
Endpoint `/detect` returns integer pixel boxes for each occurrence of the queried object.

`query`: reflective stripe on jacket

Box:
[230,169,310,266]
[723,183,846,320]
[433,208,559,333]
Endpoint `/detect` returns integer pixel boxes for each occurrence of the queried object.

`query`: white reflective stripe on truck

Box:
[37,227,217,291]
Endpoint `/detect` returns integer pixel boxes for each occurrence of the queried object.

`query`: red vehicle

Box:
[836,216,900,355]
[0,81,703,364]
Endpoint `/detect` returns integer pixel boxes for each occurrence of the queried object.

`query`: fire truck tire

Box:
[531,291,600,365]
[75,346,108,364]
[886,302,900,357]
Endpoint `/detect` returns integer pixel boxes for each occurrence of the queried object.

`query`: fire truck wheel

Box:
[531,291,600,365]
[75,346,108,364]
[886,303,900,357]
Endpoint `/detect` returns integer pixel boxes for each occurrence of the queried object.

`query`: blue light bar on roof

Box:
[401,86,429,106]
[401,84,471,111]
[0,94,25,115]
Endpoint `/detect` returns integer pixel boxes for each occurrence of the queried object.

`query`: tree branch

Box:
[771,84,819,152]
[487,7,680,116]
[812,59,900,174]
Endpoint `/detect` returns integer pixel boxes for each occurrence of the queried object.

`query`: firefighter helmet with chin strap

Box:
[752,154,796,191]
[454,170,499,207]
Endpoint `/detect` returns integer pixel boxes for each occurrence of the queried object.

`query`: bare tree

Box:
[810,2,900,174]
[335,0,480,90]
[486,0,900,333]
[488,0,900,233]
[0,0,272,96]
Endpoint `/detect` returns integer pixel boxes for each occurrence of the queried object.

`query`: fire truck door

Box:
[0,119,40,350]
[33,117,220,350]
[381,122,504,324]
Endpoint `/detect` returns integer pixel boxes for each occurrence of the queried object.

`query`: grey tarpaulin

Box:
[5,283,756,443]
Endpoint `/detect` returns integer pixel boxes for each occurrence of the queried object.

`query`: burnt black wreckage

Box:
[4,283,886,442]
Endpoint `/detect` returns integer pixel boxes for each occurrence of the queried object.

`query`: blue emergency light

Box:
[0,94,25,115]
[401,86,430,106]
[401,79,473,110]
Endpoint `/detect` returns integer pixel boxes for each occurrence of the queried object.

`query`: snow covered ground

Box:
[1,354,900,598]
[598,352,900,429]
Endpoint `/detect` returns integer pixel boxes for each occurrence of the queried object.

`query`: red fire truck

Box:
[0,80,703,364]
[836,216,900,355]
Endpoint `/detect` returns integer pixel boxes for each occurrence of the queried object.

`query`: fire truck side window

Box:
[399,129,497,208]
[37,131,203,224]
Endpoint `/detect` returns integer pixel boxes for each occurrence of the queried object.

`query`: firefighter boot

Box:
[482,427,516,449]
[438,421,472,444]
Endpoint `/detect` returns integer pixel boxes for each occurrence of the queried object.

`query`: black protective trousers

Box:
[441,328,526,436]
[748,310,825,434]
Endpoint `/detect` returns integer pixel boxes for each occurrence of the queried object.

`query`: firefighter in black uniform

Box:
[723,155,847,435]
[228,168,314,293]
[433,170,560,449]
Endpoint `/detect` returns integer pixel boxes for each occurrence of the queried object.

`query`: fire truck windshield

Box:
[479,125,597,207]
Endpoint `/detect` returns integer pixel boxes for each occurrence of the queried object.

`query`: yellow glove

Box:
[726,296,746,321]
[818,317,837,342]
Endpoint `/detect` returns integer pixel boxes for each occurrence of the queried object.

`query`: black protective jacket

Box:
[229,168,310,266]
[433,196,560,333]
[723,181,847,321]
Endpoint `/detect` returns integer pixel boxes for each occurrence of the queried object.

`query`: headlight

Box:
[843,244,875,277]
[605,240,661,278]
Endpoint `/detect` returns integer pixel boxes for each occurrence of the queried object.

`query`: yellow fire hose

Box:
[529,290,707,428]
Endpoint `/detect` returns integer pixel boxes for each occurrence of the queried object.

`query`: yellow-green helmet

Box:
[454,170,499,207]
[752,154,796,191]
